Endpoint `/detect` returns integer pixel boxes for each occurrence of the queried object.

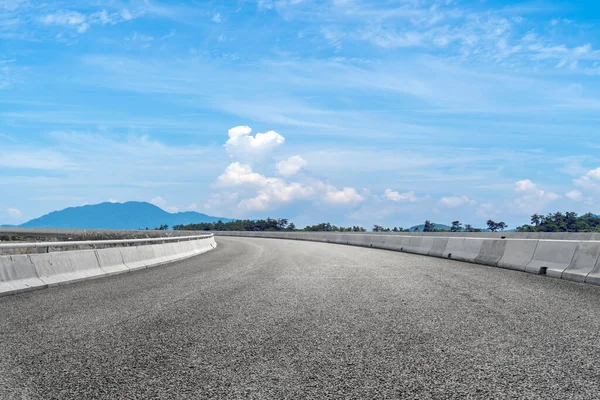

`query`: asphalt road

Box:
[1,237,600,399]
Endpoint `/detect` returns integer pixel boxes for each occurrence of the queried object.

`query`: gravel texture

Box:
[1,237,600,399]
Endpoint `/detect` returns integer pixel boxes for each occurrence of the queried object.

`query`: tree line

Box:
[516,212,600,232]
[169,211,600,233]
[172,219,366,232]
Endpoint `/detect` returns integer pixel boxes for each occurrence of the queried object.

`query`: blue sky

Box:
[1,0,600,229]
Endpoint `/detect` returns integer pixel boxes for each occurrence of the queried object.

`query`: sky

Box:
[1,0,600,229]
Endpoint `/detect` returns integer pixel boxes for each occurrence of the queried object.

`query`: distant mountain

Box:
[409,223,452,232]
[18,201,232,230]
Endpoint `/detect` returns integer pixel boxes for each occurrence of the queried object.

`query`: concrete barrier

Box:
[526,241,578,277]
[441,238,464,260]
[497,240,539,271]
[474,240,507,267]
[0,255,47,295]
[120,245,156,271]
[95,247,129,276]
[403,237,424,254]
[151,243,179,265]
[0,236,216,297]
[413,237,433,255]
[30,250,105,286]
[585,258,600,285]
[442,238,484,263]
[562,242,600,283]
[428,238,449,257]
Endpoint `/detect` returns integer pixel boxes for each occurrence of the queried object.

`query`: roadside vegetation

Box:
[170,212,600,233]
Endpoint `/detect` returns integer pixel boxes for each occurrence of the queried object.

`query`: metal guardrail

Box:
[0,234,214,251]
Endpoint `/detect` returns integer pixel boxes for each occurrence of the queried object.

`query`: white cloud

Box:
[239,181,315,211]
[212,13,221,23]
[216,162,315,211]
[224,125,285,160]
[574,167,600,191]
[514,179,537,193]
[150,196,168,208]
[150,196,178,213]
[514,179,559,200]
[40,10,86,26]
[121,9,133,20]
[37,8,139,35]
[185,203,199,211]
[324,186,364,205]
[7,207,22,218]
[565,190,584,201]
[383,188,417,202]
[513,179,560,214]
[277,155,307,177]
[438,195,476,208]
[217,162,269,186]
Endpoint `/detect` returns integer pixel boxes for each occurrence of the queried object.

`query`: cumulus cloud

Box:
[277,155,307,177]
[212,13,221,23]
[150,196,178,213]
[215,162,316,211]
[239,181,315,211]
[574,167,600,191]
[224,125,285,160]
[514,179,559,199]
[383,189,417,202]
[514,179,537,193]
[438,195,476,208]
[209,125,364,214]
[324,186,364,205]
[566,190,584,201]
[217,162,269,186]
[513,179,560,214]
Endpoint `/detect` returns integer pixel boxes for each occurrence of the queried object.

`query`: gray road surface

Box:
[1,237,600,399]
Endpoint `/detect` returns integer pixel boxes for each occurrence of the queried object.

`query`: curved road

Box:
[1,237,600,399]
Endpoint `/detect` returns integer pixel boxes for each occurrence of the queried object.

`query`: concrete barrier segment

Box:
[474,240,507,267]
[0,255,47,295]
[30,250,105,286]
[402,237,424,254]
[119,245,156,271]
[441,238,464,260]
[496,240,539,272]
[428,238,449,258]
[562,242,600,283]
[584,257,600,285]
[95,247,129,275]
[415,237,435,255]
[451,238,485,263]
[525,240,578,277]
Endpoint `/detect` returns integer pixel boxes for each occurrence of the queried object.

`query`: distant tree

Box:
[464,224,474,232]
[287,222,296,231]
[451,220,462,232]
[531,214,541,227]
[487,220,507,232]
[423,220,435,232]
[392,227,399,232]
[372,224,384,232]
